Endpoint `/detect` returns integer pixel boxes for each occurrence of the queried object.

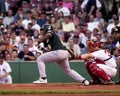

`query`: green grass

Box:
[0,90,120,95]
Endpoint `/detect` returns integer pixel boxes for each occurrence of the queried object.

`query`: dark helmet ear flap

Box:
[43,24,53,32]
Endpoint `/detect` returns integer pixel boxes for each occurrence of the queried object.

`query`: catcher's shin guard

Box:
[85,61,101,83]
[89,63,110,81]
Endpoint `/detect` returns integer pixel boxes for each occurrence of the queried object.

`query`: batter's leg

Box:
[57,59,86,83]
[37,51,61,78]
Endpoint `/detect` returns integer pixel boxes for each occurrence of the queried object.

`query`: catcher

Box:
[78,39,117,84]
[33,24,89,86]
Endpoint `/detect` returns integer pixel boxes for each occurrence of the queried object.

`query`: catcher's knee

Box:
[89,63,99,74]
[85,61,92,69]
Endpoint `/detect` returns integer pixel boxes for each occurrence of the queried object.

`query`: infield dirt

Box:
[0,83,120,96]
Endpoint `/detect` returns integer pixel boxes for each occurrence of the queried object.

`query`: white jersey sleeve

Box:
[91,49,117,68]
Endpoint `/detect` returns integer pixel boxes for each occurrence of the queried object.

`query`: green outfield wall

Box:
[8,61,119,83]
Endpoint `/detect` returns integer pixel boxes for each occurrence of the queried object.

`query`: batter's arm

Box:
[38,33,52,43]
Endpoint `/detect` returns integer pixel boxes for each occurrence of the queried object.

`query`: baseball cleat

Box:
[89,79,102,85]
[103,80,115,85]
[33,78,47,84]
[82,79,89,86]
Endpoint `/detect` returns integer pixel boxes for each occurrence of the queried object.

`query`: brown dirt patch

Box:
[0,83,120,96]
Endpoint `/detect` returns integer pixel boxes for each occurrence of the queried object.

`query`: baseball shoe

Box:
[33,78,47,84]
[103,80,115,85]
[89,80,102,85]
[82,79,89,86]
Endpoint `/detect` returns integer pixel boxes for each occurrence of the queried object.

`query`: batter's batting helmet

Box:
[42,24,53,33]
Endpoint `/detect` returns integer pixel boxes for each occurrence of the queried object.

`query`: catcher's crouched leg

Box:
[85,62,101,84]
[89,63,111,83]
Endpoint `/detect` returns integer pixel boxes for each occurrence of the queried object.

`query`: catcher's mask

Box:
[87,40,100,52]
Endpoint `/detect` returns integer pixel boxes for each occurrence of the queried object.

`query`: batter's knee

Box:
[37,56,43,62]
[64,68,71,74]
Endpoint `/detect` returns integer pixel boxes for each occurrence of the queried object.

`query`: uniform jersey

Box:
[48,31,66,51]
[0,61,12,76]
[91,49,117,68]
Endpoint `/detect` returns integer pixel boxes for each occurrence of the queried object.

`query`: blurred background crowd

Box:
[0,0,120,61]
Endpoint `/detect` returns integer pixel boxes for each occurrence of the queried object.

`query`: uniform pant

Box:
[97,64,117,77]
[37,50,86,82]
[0,75,12,84]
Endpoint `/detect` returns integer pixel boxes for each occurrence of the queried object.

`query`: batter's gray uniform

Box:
[33,25,89,85]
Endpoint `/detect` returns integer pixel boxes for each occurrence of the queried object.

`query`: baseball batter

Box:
[0,56,12,84]
[33,24,89,85]
[78,40,117,84]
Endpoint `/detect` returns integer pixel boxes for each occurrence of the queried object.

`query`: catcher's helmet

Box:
[87,40,100,52]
